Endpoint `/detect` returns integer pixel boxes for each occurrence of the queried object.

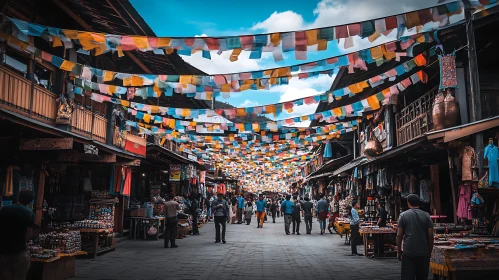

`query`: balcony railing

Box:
[395,87,437,146]
[0,66,57,122]
[0,66,106,143]
[70,105,107,143]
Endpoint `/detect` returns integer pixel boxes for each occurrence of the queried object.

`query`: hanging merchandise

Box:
[439,53,458,89]
[460,146,477,181]
[457,184,472,220]
[484,141,499,187]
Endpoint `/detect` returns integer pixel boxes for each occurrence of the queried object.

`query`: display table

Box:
[130,217,165,240]
[430,237,499,280]
[28,251,87,280]
[359,227,397,258]
[79,228,115,258]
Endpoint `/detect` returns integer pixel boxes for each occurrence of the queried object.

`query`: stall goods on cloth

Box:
[28,246,57,260]
[74,219,113,229]
[31,231,82,254]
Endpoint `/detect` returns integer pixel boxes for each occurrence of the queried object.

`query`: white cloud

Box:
[251,11,305,33]
[240,99,260,107]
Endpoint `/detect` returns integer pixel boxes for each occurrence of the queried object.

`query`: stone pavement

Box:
[71,216,401,280]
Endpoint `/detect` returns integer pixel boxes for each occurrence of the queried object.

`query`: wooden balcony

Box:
[0,66,57,122]
[0,66,106,143]
[70,105,107,143]
[395,87,437,146]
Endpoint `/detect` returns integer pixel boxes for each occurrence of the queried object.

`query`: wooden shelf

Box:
[31,256,60,263]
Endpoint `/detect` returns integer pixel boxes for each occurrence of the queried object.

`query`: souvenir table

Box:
[130,216,165,240]
[360,225,397,258]
[28,251,87,280]
[430,237,499,280]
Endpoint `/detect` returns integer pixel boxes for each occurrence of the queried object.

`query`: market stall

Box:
[430,235,499,280]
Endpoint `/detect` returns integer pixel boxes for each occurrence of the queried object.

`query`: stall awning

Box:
[146,144,203,168]
[332,156,369,176]
[306,154,353,181]
[427,116,499,143]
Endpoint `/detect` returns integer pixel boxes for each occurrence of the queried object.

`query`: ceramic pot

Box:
[444,90,459,128]
[432,91,446,130]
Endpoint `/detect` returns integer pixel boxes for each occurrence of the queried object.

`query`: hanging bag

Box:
[148,226,157,236]
[478,171,489,188]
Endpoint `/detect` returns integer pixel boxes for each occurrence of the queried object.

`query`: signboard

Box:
[169,164,181,182]
[20,138,73,150]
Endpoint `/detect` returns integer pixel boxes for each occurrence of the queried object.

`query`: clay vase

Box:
[363,135,383,158]
[444,90,459,128]
[432,91,446,130]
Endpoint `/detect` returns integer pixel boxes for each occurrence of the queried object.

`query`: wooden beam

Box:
[105,0,143,35]
[20,138,73,150]
[430,164,441,215]
[51,0,152,74]
[57,151,116,163]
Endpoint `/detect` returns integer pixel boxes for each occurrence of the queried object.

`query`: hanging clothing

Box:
[484,144,499,187]
[419,180,431,203]
[4,166,14,196]
[122,167,132,196]
[457,184,472,220]
[460,146,476,181]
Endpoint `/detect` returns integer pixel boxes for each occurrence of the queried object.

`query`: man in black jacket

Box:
[302,196,314,234]
[270,200,278,223]
[190,194,200,235]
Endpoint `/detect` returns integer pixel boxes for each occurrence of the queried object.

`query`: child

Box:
[245,201,253,225]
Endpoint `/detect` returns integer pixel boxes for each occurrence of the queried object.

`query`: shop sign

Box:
[169,164,181,181]
[20,138,73,150]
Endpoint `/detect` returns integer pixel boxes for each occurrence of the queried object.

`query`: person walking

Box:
[244,201,253,225]
[397,194,434,280]
[348,200,362,256]
[292,196,302,235]
[164,194,181,248]
[230,197,238,224]
[205,197,212,223]
[281,195,294,235]
[317,196,328,235]
[270,200,278,223]
[328,194,340,234]
[0,190,36,280]
[302,196,314,234]
[237,195,245,224]
[212,193,229,244]
[255,194,266,228]
[190,194,200,235]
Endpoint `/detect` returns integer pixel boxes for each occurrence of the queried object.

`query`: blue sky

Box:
[131,0,452,124]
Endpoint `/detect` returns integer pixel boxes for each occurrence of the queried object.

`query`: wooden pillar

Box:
[430,164,441,215]
[34,165,46,236]
[447,150,458,224]
[106,103,115,146]
[463,0,484,177]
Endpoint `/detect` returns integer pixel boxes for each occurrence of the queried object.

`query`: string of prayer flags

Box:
[7,2,463,62]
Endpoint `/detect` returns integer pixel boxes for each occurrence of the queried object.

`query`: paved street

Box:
[72,216,400,280]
